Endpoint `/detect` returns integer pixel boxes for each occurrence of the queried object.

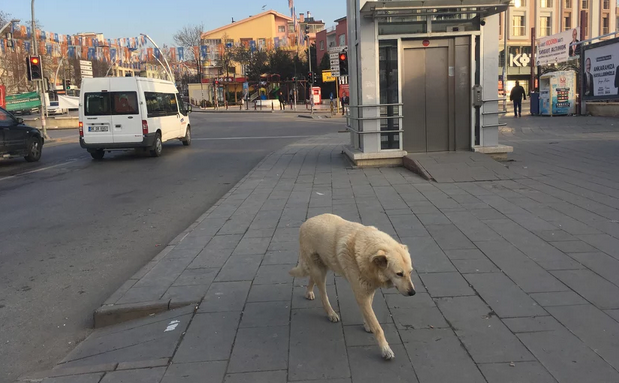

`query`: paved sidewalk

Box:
[21,119,619,382]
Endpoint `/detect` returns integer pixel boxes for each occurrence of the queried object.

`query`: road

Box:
[0,112,344,382]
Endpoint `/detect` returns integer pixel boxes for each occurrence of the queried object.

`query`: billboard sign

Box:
[4,92,41,112]
[582,37,619,100]
[537,27,580,66]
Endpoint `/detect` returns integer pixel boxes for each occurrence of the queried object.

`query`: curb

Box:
[92,148,279,328]
[402,155,435,182]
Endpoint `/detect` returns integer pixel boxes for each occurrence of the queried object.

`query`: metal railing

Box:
[345,103,404,149]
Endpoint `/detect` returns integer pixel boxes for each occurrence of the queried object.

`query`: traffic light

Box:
[27,56,43,81]
[339,51,348,76]
[307,72,313,84]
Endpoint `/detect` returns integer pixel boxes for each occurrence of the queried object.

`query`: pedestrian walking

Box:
[510,81,526,118]
[279,92,285,110]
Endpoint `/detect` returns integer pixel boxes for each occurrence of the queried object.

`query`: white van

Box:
[79,77,192,159]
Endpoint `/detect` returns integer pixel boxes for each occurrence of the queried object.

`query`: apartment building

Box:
[499,0,617,92]
[315,17,348,65]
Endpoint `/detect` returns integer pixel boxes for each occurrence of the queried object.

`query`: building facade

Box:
[499,0,617,93]
[316,17,348,65]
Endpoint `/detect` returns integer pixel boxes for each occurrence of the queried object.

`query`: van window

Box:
[176,95,188,115]
[145,92,179,117]
[84,92,139,116]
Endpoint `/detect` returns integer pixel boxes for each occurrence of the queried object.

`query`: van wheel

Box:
[90,149,105,160]
[24,137,42,162]
[182,127,191,146]
[150,133,163,157]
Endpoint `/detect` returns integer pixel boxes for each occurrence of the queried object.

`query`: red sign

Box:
[0,85,5,109]
[201,77,247,84]
[422,39,430,47]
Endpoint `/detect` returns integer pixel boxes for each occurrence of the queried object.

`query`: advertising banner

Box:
[5,92,41,112]
[583,37,619,100]
[537,27,580,66]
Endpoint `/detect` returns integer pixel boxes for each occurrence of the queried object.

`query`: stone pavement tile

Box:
[551,269,619,309]
[387,214,429,237]
[463,273,546,318]
[547,304,619,370]
[529,208,601,236]
[420,272,475,297]
[60,312,192,368]
[444,249,487,260]
[475,241,569,293]
[42,374,104,383]
[132,258,194,289]
[308,206,333,217]
[253,264,294,285]
[214,255,263,282]
[99,367,166,382]
[415,213,452,226]
[343,323,401,347]
[247,283,292,303]
[232,237,271,256]
[263,250,298,265]
[244,227,276,238]
[224,370,287,383]
[188,247,234,269]
[399,237,456,273]
[172,267,218,287]
[273,227,302,243]
[502,316,565,333]
[577,234,619,259]
[469,208,506,221]
[115,285,168,304]
[198,281,251,313]
[479,361,557,383]
[239,301,291,328]
[288,308,350,381]
[529,291,588,307]
[517,329,619,383]
[403,328,486,383]
[227,325,289,373]
[442,211,504,242]
[568,252,619,286]
[452,258,499,273]
[606,309,619,322]
[292,284,338,310]
[91,306,196,338]
[483,219,582,270]
[436,296,534,363]
[173,312,241,363]
[161,285,210,304]
[550,240,598,253]
[425,224,476,250]
[533,229,578,242]
[387,293,449,330]
[335,279,391,325]
[348,345,418,383]
[269,240,299,252]
[161,361,227,383]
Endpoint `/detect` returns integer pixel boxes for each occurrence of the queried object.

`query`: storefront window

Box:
[379,40,400,150]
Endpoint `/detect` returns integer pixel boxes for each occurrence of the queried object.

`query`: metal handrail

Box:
[348,103,403,108]
[346,127,404,134]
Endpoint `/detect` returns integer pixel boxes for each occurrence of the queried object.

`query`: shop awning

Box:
[360,0,510,19]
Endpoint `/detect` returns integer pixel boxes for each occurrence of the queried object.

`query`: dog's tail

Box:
[289,263,309,277]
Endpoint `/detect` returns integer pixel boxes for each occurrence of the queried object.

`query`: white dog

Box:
[290,213,415,359]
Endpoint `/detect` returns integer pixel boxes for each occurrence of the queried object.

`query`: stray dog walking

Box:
[290,213,416,360]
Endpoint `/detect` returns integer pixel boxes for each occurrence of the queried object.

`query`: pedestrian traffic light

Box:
[27,56,43,81]
[308,72,313,83]
[339,51,348,76]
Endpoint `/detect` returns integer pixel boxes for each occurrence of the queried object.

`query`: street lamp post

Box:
[31,0,49,139]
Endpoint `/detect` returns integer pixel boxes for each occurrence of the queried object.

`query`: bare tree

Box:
[0,11,11,26]
[173,24,204,80]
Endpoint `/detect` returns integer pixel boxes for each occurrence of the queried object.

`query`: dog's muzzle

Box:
[407,289,416,296]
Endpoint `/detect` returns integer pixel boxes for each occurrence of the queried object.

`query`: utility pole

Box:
[306,26,313,115]
[31,0,49,139]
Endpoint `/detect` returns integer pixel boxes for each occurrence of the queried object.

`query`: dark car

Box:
[0,106,44,162]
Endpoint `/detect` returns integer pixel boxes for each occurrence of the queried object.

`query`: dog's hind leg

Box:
[310,265,340,323]
[305,277,315,300]
[356,295,394,360]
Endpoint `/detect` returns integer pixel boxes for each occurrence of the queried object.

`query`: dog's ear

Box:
[372,250,388,268]
[401,244,408,251]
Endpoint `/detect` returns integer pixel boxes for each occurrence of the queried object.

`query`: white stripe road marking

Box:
[193,135,312,141]
[0,159,78,183]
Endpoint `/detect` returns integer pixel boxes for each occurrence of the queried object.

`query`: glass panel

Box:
[111,92,139,115]
[379,40,400,150]
[84,93,110,116]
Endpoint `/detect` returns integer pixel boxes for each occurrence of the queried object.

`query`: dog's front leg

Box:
[363,291,375,333]
[356,294,394,360]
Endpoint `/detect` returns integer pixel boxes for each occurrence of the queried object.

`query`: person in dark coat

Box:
[510,81,526,117]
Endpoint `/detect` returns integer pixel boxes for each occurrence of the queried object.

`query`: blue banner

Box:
[54,33,58,42]
[154,48,160,59]
[274,37,280,49]
[177,47,184,61]
[110,48,116,62]
[250,40,256,52]
[46,44,52,56]
[200,45,208,60]
[68,46,75,58]
[87,47,95,60]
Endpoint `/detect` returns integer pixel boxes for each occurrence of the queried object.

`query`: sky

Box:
[2,1,346,48]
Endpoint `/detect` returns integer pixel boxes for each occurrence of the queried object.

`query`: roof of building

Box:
[202,10,292,38]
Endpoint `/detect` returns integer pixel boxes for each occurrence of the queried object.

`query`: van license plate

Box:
[89,126,108,132]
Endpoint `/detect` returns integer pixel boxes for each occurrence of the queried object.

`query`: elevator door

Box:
[402,38,471,153]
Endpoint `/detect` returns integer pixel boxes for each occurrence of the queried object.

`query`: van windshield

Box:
[84,92,139,115]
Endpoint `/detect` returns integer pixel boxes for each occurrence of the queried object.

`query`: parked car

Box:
[0,106,44,162]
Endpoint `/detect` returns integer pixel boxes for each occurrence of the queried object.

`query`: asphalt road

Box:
[0,112,344,382]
